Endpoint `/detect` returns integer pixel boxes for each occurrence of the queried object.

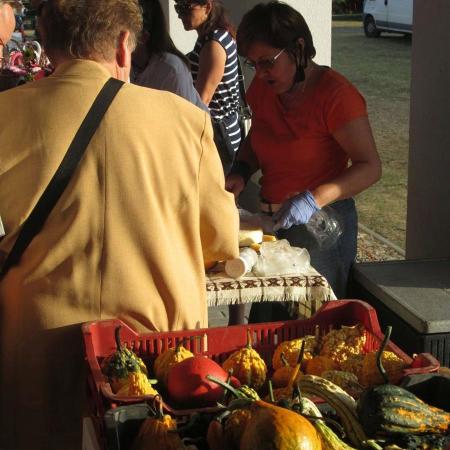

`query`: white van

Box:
[363,0,413,37]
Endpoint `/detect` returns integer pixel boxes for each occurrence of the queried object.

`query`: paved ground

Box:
[208,304,251,327]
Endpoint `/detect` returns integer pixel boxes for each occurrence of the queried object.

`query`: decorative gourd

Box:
[239,400,322,450]
[272,336,316,370]
[359,350,407,387]
[115,371,159,397]
[298,375,367,448]
[357,326,450,437]
[153,340,193,386]
[272,353,303,388]
[223,408,253,449]
[267,363,302,403]
[222,329,267,390]
[131,397,185,450]
[305,356,339,376]
[319,324,366,365]
[101,326,148,393]
[167,355,240,407]
[314,420,357,450]
[321,370,364,399]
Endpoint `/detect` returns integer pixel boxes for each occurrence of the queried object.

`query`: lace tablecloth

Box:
[206,266,337,319]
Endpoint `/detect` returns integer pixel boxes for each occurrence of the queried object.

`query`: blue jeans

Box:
[248,198,358,323]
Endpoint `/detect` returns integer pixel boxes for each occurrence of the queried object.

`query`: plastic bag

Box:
[306,206,343,250]
[252,239,310,277]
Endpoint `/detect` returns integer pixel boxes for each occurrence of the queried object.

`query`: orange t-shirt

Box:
[247,68,368,203]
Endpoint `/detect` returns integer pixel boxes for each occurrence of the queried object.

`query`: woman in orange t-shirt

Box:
[226,2,381,318]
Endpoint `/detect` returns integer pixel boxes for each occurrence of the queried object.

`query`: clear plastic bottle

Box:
[305,206,343,250]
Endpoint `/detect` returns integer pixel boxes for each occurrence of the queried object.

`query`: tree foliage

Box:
[333,0,364,14]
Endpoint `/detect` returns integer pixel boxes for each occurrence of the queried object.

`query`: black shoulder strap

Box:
[0,77,124,278]
[237,57,251,119]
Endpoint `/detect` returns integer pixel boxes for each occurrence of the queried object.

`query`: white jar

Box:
[225,248,258,279]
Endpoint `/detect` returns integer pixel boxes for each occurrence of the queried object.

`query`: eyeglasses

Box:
[174,2,202,15]
[244,48,285,72]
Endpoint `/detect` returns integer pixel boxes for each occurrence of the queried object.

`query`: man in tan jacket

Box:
[0,0,239,448]
[0,0,16,51]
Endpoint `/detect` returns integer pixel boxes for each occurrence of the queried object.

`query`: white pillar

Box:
[406,0,450,258]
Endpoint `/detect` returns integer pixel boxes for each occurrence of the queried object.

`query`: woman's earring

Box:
[294,50,305,83]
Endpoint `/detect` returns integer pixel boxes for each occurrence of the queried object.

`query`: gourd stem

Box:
[222,369,234,402]
[114,326,122,351]
[376,326,392,384]
[268,380,275,403]
[293,382,303,404]
[297,340,306,365]
[206,375,242,399]
[152,395,164,419]
[287,363,301,391]
[246,329,253,349]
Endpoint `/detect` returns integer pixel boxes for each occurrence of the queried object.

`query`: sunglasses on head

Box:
[174,1,204,15]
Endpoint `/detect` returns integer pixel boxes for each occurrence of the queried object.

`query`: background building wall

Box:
[166,0,332,73]
[406,0,450,258]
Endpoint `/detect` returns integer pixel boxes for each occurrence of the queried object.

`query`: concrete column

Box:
[406,0,450,258]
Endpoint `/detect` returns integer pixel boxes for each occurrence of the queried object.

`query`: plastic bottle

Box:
[225,247,258,278]
[305,206,343,250]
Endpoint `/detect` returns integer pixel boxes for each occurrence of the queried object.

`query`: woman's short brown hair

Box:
[39,0,143,61]
[237,1,316,61]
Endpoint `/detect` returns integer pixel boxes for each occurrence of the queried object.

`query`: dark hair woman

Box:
[175,0,242,170]
[132,0,208,112]
[226,1,382,321]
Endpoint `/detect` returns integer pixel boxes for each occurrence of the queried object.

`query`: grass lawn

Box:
[331,21,411,249]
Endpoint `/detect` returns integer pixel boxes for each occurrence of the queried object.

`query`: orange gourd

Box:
[131,398,184,450]
[272,353,303,388]
[239,400,322,450]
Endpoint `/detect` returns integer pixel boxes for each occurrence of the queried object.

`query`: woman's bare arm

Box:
[195,40,226,106]
[311,116,382,207]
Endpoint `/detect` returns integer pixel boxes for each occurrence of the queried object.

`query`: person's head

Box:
[138,0,188,65]
[174,0,234,37]
[237,1,316,93]
[0,0,17,46]
[38,0,142,79]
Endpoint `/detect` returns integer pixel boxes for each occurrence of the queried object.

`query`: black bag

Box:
[212,118,235,175]
[212,58,251,175]
[237,57,252,139]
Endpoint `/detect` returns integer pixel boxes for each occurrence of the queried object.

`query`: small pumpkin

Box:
[266,363,302,403]
[239,400,322,450]
[272,336,316,370]
[101,326,148,393]
[153,340,193,386]
[115,371,159,397]
[131,397,185,450]
[272,353,303,388]
[167,355,240,407]
[222,329,267,390]
[223,408,253,449]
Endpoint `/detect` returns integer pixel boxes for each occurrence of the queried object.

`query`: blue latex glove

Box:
[272,191,320,231]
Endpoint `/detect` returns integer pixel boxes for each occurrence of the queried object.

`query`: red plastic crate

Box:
[83,300,439,419]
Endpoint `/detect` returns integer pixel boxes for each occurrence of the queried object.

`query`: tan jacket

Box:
[0,60,239,449]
